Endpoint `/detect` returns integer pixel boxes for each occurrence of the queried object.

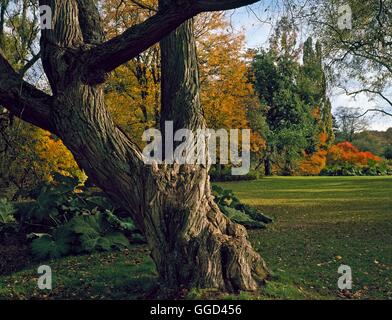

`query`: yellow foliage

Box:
[33,130,86,183]
[103,0,160,146]
[103,9,266,152]
[0,119,85,189]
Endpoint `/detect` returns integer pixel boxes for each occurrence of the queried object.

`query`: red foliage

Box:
[299,140,382,176]
[327,142,381,166]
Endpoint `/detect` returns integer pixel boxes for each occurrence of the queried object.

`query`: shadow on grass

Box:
[1,177,391,300]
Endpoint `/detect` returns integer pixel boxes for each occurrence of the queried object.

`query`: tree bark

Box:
[264,157,272,176]
[155,16,269,291]
[1,0,269,293]
[264,146,272,176]
[0,0,8,49]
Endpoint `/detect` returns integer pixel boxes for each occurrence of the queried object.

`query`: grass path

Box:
[1,177,391,299]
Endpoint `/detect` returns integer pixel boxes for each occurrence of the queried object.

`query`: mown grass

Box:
[217,176,392,300]
[0,176,391,300]
[0,246,157,300]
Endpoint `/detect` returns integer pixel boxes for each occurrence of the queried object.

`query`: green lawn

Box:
[1,177,391,300]
[218,176,392,300]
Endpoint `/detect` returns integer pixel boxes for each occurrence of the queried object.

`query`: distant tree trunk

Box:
[264,157,272,176]
[0,0,268,292]
[264,146,272,176]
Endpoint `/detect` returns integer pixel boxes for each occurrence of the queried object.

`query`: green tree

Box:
[384,146,392,160]
[250,20,329,175]
[299,38,334,145]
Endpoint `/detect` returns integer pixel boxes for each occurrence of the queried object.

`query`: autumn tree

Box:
[327,141,381,166]
[0,0,269,292]
[198,15,255,130]
[102,0,160,144]
[103,5,263,156]
[195,12,266,174]
[0,0,82,189]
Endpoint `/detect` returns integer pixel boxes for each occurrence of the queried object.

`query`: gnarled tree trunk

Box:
[153,14,269,290]
[0,0,269,292]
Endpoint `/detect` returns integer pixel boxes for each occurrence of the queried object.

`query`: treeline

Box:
[1,4,391,195]
[348,129,392,159]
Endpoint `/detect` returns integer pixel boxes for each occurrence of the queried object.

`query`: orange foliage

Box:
[197,15,265,152]
[299,131,329,175]
[327,142,382,166]
[299,149,328,175]
[300,139,382,175]
[311,106,321,121]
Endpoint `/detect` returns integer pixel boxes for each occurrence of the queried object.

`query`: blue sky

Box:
[230,5,392,131]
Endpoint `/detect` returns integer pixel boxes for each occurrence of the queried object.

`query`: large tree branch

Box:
[193,0,261,11]
[0,50,54,133]
[346,88,392,108]
[18,51,41,77]
[354,108,392,118]
[81,0,260,84]
[76,0,105,44]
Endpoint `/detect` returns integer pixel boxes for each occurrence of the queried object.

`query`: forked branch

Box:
[82,0,260,84]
